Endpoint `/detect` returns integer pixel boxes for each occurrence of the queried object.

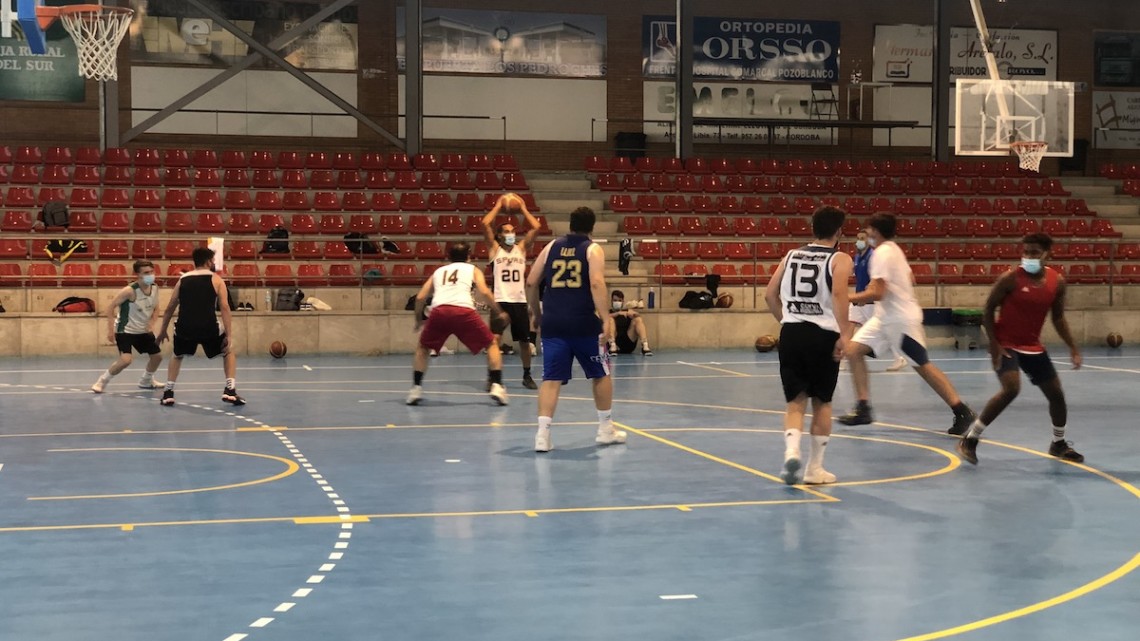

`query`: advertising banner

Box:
[0,35,84,102]
[643,16,840,82]
[1093,32,1140,88]
[872,25,1057,83]
[1092,91,1140,149]
[396,8,606,78]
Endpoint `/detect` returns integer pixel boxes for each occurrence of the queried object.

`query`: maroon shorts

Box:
[419,305,494,354]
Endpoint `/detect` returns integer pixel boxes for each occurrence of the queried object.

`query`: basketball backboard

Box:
[955,79,1075,157]
[5,0,47,54]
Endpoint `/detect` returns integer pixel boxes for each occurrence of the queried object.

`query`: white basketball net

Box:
[58,7,133,82]
[1010,141,1048,173]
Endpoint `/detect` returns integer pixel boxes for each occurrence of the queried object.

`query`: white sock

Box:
[784,428,802,457]
[1052,424,1066,442]
[102,370,115,380]
[966,418,987,439]
[165,381,175,391]
[139,371,153,381]
[808,435,829,470]
[597,409,613,432]
[225,377,236,389]
[642,341,650,349]
[538,416,552,431]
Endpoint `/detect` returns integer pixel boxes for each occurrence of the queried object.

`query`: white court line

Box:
[1082,363,1140,375]
[292,588,313,598]
[249,618,274,628]
[222,635,248,641]
[659,594,698,600]
[303,365,313,371]
[273,603,295,613]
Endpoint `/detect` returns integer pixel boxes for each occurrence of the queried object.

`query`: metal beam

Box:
[933,0,953,160]
[404,0,423,156]
[675,0,694,159]
[103,80,119,150]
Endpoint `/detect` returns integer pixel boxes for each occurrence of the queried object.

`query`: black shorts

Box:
[778,322,841,403]
[996,350,1058,386]
[490,302,530,341]
[115,332,160,356]
[173,326,227,359]
[613,315,637,354]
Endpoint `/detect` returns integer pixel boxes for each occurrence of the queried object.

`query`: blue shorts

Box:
[542,335,610,383]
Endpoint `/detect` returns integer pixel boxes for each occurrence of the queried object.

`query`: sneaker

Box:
[608,341,618,353]
[958,436,979,465]
[222,387,246,406]
[430,350,440,358]
[803,467,837,485]
[535,426,552,452]
[780,453,802,485]
[500,343,515,355]
[138,378,164,389]
[641,345,654,356]
[406,385,423,406]
[522,373,537,390]
[489,383,509,406]
[91,377,108,394]
[595,426,627,445]
[160,389,175,406]
[528,342,537,356]
[1047,440,1084,463]
[886,356,908,372]
[837,406,873,426]
[438,346,454,355]
[948,408,977,435]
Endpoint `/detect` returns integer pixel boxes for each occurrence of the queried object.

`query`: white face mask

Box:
[855,240,867,251]
[502,233,516,246]
[1021,257,1042,274]
[611,300,623,311]
[141,274,156,286]
[867,236,879,248]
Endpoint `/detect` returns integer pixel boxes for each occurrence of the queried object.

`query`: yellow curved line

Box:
[28,447,299,500]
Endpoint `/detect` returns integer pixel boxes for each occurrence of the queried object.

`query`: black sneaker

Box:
[160,389,175,406]
[500,343,515,355]
[948,408,977,435]
[222,387,246,406]
[522,373,537,390]
[1048,440,1084,463]
[957,436,979,465]
[641,346,654,356]
[837,406,873,426]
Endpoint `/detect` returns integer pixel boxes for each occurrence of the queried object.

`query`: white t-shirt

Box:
[430,262,477,310]
[869,241,922,325]
[490,245,527,303]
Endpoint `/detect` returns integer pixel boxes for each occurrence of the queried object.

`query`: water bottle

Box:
[264,290,272,311]
[647,287,656,309]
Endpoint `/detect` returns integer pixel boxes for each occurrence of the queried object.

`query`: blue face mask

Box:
[141,274,156,286]
[503,234,516,246]
[1021,257,1042,274]
[855,240,867,251]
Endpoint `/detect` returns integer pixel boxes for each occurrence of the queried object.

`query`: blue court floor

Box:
[0,347,1138,641]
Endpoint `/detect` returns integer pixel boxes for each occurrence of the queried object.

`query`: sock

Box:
[1052,424,1066,442]
[808,435,829,470]
[165,381,175,391]
[413,371,424,386]
[856,399,870,411]
[966,418,987,439]
[597,409,613,432]
[538,416,552,431]
[952,401,971,417]
[784,428,803,457]
[642,341,651,350]
[225,378,236,390]
[102,369,115,380]
[489,370,503,385]
[523,367,531,376]
[139,371,153,381]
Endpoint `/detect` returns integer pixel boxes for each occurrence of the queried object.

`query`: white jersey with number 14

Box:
[431,262,477,310]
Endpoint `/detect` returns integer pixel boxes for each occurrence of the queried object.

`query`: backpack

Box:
[262,226,290,254]
[41,201,70,228]
[678,291,715,310]
[343,231,380,255]
[53,296,96,313]
[618,237,632,276]
[274,288,305,311]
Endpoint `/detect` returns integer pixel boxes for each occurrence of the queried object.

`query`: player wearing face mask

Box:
[91,260,165,393]
[844,231,908,372]
[482,193,542,389]
[607,290,652,356]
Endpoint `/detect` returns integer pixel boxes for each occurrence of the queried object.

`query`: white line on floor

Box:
[659,594,699,600]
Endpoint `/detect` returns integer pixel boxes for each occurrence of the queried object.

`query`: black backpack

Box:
[274,288,305,311]
[618,237,632,276]
[41,201,70,228]
[262,226,290,253]
[679,291,715,310]
[344,232,380,255]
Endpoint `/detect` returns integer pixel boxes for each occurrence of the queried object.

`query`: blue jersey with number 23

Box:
[541,234,601,338]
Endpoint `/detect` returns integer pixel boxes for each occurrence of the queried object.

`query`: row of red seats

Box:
[586,156,1026,178]
[609,194,1092,216]
[635,240,1132,261]
[1124,179,1140,197]
[621,214,1118,238]
[1,210,547,236]
[650,262,1140,285]
[596,173,1068,197]
[1098,163,1140,180]
[0,147,519,172]
[0,166,530,191]
[2,188,540,213]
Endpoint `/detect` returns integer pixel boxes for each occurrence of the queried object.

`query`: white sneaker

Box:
[429,350,439,358]
[608,341,618,353]
[595,426,627,445]
[780,452,802,485]
[91,377,108,394]
[438,346,454,355]
[528,342,537,356]
[803,467,837,485]
[138,378,164,389]
[405,385,423,405]
[535,426,552,452]
[886,357,908,372]
[489,383,509,406]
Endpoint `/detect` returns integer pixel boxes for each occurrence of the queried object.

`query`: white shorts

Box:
[848,302,875,326]
[852,316,929,366]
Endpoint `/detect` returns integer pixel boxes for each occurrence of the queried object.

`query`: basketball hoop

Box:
[1009,141,1048,173]
[38,4,133,82]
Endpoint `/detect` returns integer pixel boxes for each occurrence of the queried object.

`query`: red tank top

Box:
[994,267,1059,352]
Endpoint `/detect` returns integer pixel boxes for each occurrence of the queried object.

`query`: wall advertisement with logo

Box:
[872,24,1057,83]
[1092,91,1140,149]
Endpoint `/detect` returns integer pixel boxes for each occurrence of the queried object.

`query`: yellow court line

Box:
[676,361,751,377]
[614,421,839,501]
[27,447,299,501]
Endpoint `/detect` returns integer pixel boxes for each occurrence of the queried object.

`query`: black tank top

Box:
[176,271,219,332]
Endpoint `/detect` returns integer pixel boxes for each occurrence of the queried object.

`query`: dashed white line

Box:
[445,459,461,463]
[292,588,313,598]
[306,575,325,584]
[222,635,249,641]
[249,618,274,628]
[273,603,295,613]
[302,365,313,371]
[339,532,352,539]
[335,542,349,549]
[329,552,344,560]
[319,563,336,572]
[659,594,699,600]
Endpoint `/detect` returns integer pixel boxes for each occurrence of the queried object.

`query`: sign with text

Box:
[1093,91,1140,149]
[1094,32,1140,88]
[872,25,1057,83]
[642,81,835,145]
[396,8,606,78]
[0,36,84,102]
[643,16,840,82]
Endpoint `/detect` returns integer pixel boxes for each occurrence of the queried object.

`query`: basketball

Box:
[715,293,734,308]
[1107,332,1123,348]
[270,341,288,359]
[755,335,776,353]
[501,192,523,212]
